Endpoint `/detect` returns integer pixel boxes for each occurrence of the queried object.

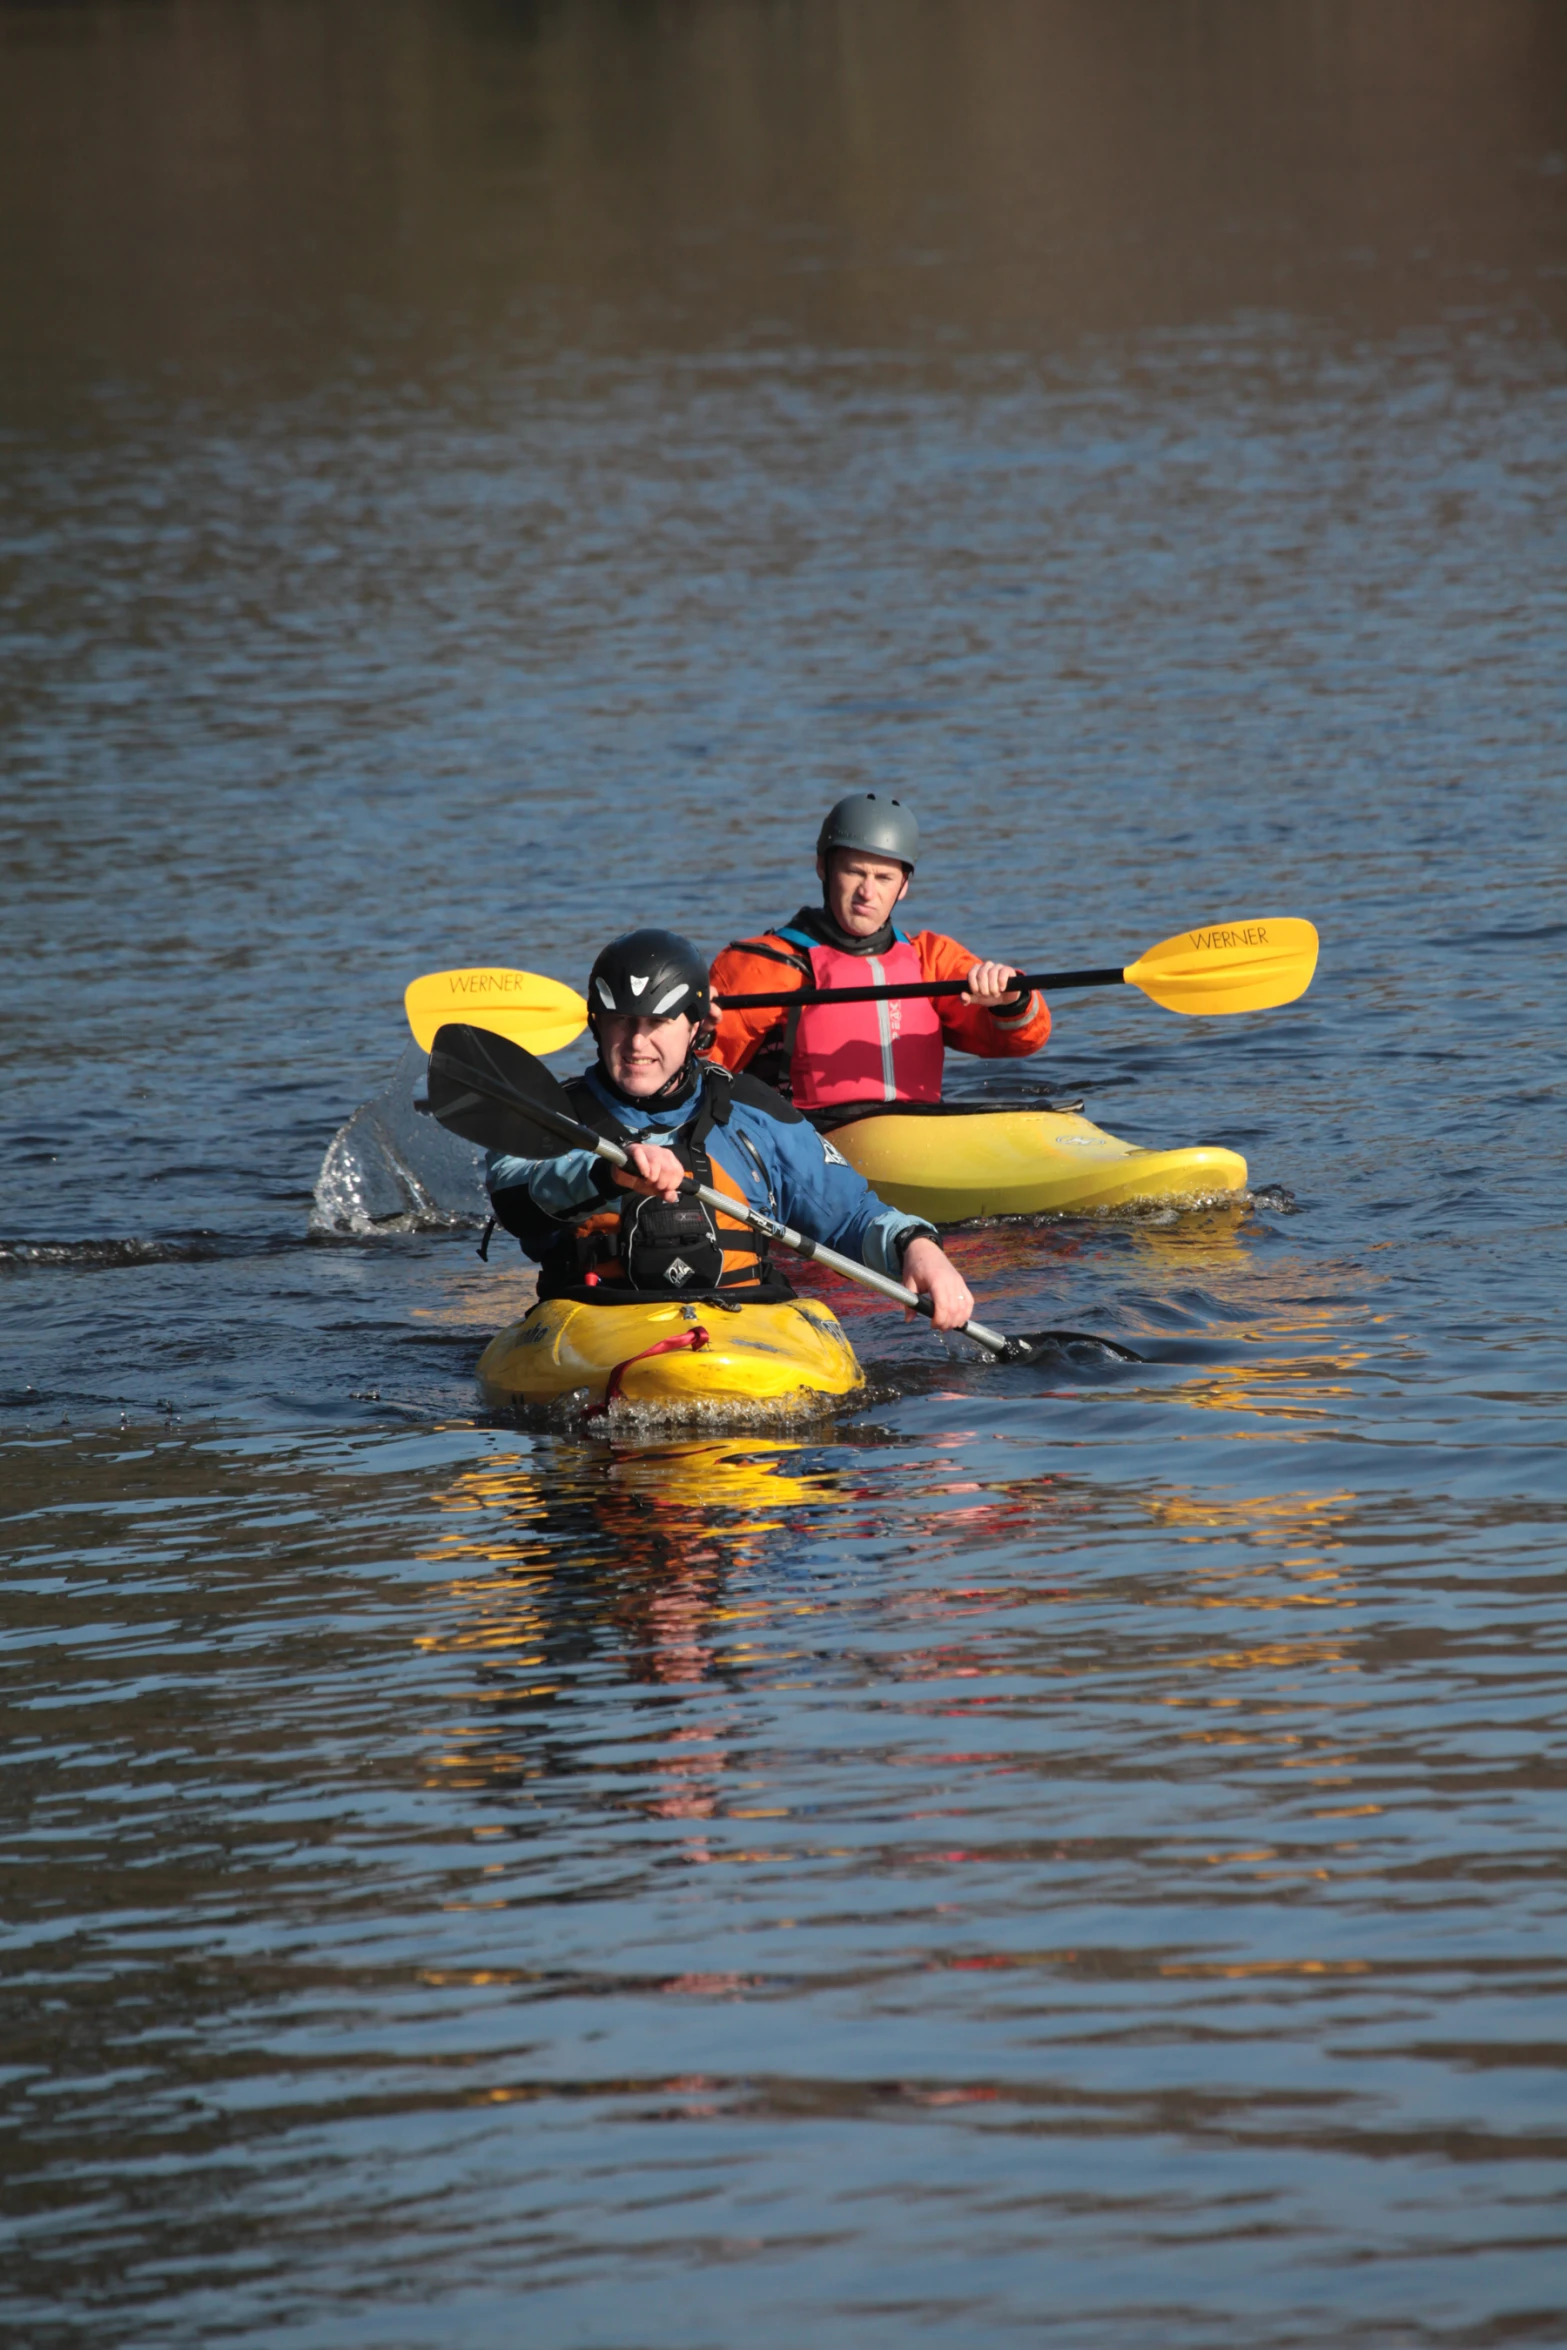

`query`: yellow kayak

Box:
[477,1295,863,1415]
[830,1105,1247,1222]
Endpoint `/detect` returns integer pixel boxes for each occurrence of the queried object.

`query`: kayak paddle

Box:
[718,917,1319,1017]
[404,919,1317,1053]
[425,1021,1140,1367]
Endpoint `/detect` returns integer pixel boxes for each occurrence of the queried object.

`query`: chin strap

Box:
[593,1056,702,1116]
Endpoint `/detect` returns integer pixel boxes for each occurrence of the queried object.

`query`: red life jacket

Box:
[790,937,945,1108]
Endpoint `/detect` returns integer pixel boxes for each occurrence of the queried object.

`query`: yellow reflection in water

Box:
[416,1439,858,1801]
[1116,1204,1254,1269]
[410,1268,540,1326]
[1179,1348,1372,1424]
[414,1431,1377,1809]
[427,1437,843,1555]
[1141,1487,1355,1538]
[1157,1958,1371,1980]
[1137,1484,1358,1608]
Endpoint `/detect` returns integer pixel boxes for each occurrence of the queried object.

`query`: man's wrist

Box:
[990,986,1036,1024]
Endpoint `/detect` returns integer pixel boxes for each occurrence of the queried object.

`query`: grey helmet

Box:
[816,791,919,870]
[587,929,711,1028]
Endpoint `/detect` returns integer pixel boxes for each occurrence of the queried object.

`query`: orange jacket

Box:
[709,927,1051,1090]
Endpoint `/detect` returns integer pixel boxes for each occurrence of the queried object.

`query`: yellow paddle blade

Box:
[1124,918,1319,1016]
[404,967,588,1055]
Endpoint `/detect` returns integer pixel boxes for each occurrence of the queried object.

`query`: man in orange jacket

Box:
[708,793,1051,1110]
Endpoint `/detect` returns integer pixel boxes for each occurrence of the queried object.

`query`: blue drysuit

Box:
[485,1060,934,1286]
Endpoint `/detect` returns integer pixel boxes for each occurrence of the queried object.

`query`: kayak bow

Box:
[824,1102,1248,1222]
[478,1295,864,1414]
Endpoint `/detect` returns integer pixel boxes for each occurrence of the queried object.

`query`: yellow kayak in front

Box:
[478,1295,864,1415]
[830,1105,1247,1223]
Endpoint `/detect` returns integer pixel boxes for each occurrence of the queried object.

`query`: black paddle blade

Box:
[1003,1330,1143,1365]
[426,1022,586,1159]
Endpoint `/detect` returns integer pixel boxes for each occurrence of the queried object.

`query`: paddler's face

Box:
[598,1012,697,1096]
[818,849,911,938]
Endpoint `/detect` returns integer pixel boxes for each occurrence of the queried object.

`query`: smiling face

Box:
[817,848,912,938]
[597,1011,697,1096]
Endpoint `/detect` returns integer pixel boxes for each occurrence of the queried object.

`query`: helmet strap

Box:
[594,1051,702,1114]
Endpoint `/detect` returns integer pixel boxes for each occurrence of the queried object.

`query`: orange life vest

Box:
[538,1069,794,1304]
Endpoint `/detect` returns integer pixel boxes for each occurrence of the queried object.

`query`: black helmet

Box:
[587,929,711,1027]
[816,791,919,870]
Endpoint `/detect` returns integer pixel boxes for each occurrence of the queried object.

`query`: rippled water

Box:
[4,3,1567,2340]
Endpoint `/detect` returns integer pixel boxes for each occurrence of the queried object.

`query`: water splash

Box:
[311,1043,488,1236]
[570,1387,858,1434]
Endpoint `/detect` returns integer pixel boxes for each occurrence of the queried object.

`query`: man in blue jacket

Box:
[486,928,977,1328]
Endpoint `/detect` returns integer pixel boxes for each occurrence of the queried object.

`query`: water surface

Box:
[3,3,1566,2341]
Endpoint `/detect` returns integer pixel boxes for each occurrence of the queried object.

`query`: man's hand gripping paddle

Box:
[405,919,1318,1054]
[426,1023,1140,1367]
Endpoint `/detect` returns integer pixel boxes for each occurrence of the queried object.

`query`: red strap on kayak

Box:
[586,1324,710,1417]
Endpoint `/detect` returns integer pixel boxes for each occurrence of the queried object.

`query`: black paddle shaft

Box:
[713,964,1125,1012]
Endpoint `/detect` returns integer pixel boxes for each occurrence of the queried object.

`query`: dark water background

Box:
[4,3,1566,2341]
